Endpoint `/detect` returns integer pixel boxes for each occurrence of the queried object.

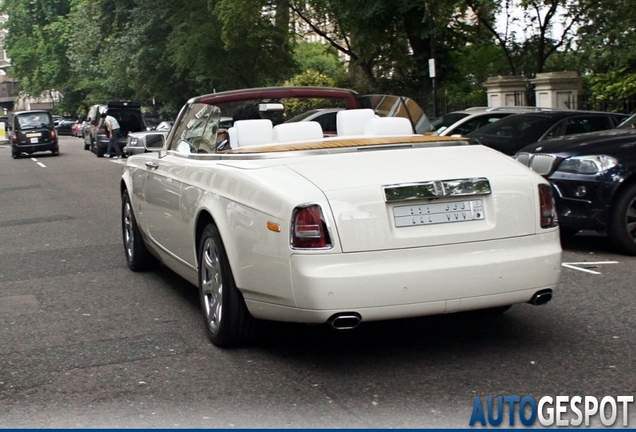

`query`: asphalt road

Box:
[1,137,635,428]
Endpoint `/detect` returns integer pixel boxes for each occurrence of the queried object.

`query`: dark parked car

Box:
[9,110,59,158]
[83,101,146,157]
[285,108,343,136]
[467,110,629,156]
[430,106,552,137]
[514,113,636,255]
[55,119,75,136]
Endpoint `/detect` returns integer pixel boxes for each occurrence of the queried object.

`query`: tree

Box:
[285,0,474,96]
[1,0,72,100]
[466,0,586,76]
[575,0,636,101]
[292,40,347,84]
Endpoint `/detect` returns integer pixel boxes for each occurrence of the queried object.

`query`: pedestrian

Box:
[100,112,124,159]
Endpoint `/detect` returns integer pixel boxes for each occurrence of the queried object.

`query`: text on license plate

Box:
[30,137,39,144]
[393,199,485,227]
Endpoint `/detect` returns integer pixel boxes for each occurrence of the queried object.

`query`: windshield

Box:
[170,103,223,154]
[469,113,548,138]
[617,114,636,129]
[360,95,433,133]
[430,112,469,133]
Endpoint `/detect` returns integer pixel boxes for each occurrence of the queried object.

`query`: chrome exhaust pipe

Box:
[529,289,553,306]
[328,313,362,330]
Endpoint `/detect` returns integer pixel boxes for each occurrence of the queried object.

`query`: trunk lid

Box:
[284,145,541,252]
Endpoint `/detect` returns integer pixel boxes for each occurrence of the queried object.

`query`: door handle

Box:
[145,161,159,169]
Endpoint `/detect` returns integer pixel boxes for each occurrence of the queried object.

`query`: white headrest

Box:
[364,117,414,136]
[336,109,375,136]
[234,119,273,147]
[273,121,323,143]
[227,127,238,149]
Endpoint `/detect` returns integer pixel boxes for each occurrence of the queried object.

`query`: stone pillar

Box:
[482,76,530,107]
[530,71,582,109]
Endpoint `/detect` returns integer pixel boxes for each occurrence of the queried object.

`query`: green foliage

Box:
[586,70,636,101]
[282,69,339,118]
[2,0,72,96]
[292,41,347,84]
[564,0,636,101]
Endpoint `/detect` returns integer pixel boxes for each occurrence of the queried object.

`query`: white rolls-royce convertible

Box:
[120,87,562,347]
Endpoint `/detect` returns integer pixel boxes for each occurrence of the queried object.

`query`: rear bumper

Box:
[96,135,126,150]
[550,177,615,232]
[243,231,562,323]
[12,141,58,153]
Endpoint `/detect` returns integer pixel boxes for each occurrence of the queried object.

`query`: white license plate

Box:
[30,137,39,144]
[393,199,485,227]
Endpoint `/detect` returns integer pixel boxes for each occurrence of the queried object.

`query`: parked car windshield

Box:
[617,113,636,129]
[469,113,547,138]
[430,112,469,132]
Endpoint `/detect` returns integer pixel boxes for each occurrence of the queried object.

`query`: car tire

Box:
[608,183,636,255]
[11,148,19,159]
[84,141,89,151]
[559,227,579,241]
[198,223,253,347]
[122,190,160,271]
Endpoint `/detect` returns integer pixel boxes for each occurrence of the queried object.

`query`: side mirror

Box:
[144,133,167,151]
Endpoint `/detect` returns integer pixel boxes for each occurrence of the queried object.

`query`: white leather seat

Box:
[233,119,273,147]
[364,117,414,136]
[227,127,238,149]
[273,121,323,143]
[336,109,375,136]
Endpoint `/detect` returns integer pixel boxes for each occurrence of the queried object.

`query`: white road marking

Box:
[561,261,619,275]
[30,157,46,168]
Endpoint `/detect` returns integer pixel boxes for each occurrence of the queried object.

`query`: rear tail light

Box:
[538,184,558,228]
[51,131,57,140]
[11,132,17,142]
[291,204,332,249]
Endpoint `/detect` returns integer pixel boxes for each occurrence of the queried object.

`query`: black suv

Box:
[9,110,59,159]
[515,114,636,255]
[83,101,145,157]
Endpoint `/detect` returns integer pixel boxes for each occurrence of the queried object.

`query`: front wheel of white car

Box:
[198,223,253,347]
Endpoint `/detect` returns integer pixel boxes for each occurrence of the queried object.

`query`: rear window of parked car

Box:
[16,113,53,129]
